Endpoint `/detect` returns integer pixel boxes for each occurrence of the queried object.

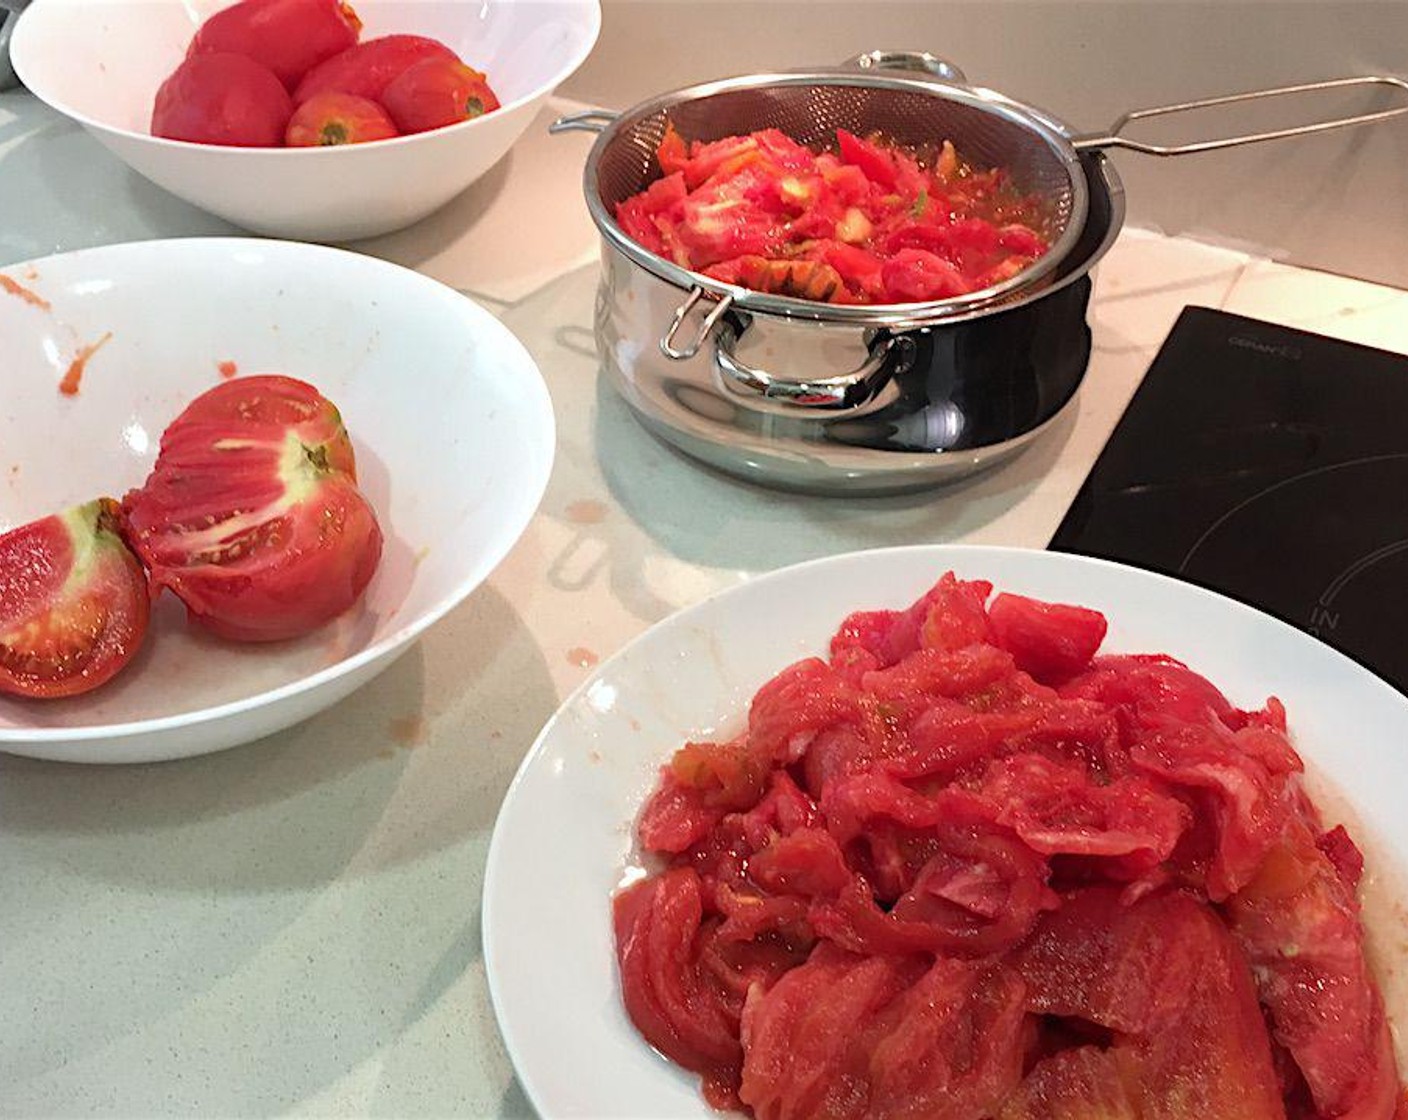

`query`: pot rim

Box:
[580,68,1106,329]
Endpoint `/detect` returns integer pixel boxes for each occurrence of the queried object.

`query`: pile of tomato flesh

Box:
[614,126,1052,305]
[614,574,1406,1120]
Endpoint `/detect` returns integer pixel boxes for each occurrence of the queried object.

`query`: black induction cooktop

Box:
[1051,305,1408,694]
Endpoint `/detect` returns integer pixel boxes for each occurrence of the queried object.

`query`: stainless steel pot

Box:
[555,54,1408,495]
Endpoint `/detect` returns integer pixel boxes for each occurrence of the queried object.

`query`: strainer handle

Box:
[843,50,968,85]
[1072,75,1408,156]
[715,326,898,409]
[660,288,736,361]
[549,109,619,135]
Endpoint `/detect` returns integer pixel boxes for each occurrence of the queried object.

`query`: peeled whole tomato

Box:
[381,56,501,133]
[292,34,458,104]
[152,52,292,146]
[0,499,150,699]
[187,0,363,91]
[122,376,383,643]
[285,92,398,146]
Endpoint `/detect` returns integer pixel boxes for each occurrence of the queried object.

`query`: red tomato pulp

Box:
[614,574,1403,1118]
[615,126,1052,305]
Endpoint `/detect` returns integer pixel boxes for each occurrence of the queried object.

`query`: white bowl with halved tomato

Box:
[0,238,554,763]
[10,0,600,241]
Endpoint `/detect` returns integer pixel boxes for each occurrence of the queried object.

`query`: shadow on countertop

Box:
[593,370,1081,573]
[0,578,556,1117]
[0,578,555,890]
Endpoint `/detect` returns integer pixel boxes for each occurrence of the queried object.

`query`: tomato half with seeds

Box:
[121,376,383,643]
[0,499,150,699]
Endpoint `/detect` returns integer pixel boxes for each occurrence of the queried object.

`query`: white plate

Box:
[482,544,1408,1119]
[0,238,554,763]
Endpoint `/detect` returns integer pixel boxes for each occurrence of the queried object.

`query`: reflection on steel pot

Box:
[556,54,1408,495]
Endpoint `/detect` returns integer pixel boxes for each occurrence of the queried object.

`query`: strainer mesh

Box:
[595,80,1079,243]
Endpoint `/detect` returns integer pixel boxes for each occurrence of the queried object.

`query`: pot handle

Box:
[549,108,619,135]
[1072,75,1408,156]
[714,326,899,409]
[843,50,967,84]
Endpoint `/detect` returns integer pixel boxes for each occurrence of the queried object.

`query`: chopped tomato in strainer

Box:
[615,127,1053,304]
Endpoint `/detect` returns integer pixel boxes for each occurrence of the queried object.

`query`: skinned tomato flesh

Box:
[284,92,398,146]
[614,125,1052,305]
[614,575,1404,1118]
[186,0,363,91]
[380,57,501,134]
[151,52,293,148]
[121,375,383,643]
[292,34,458,104]
[0,499,150,699]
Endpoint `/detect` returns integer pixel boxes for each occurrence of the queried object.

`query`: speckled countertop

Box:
[2,90,1407,1117]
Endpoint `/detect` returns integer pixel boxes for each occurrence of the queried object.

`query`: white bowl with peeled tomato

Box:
[0,238,555,763]
[10,0,600,240]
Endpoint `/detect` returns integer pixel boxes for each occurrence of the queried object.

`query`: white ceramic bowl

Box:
[483,545,1408,1117]
[10,0,600,241]
[0,238,555,763]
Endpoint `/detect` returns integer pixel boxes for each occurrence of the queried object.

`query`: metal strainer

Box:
[564,66,1089,330]
[555,54,1408,339]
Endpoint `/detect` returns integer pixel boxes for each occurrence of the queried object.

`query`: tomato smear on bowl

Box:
[614,126,1053,305]
[613,574,1404,1118]
[58,331,113,397]
[0,274,51,311]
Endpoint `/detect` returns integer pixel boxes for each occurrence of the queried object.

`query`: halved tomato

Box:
[121,375,383,642]
[0,499,150,698]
